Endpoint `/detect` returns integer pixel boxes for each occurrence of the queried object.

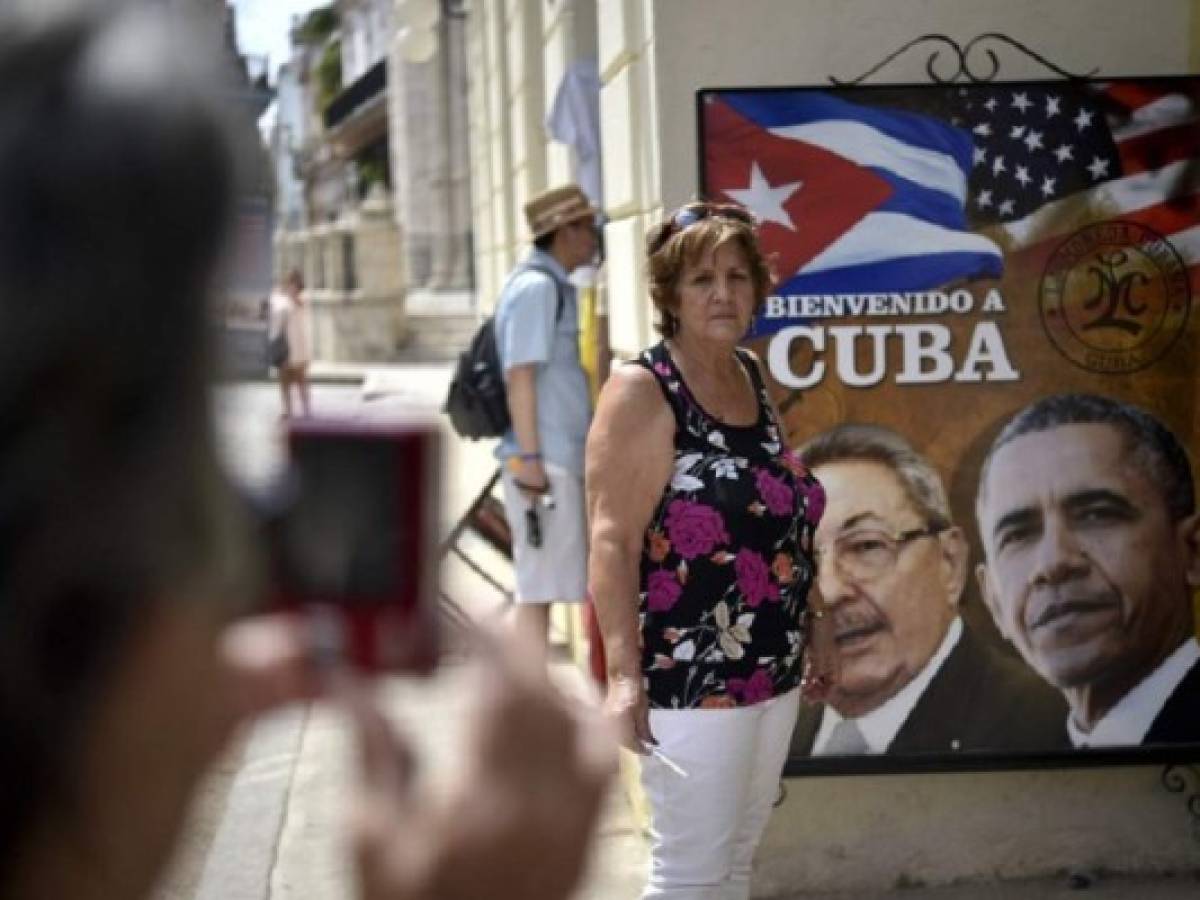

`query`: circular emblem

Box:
[1039,221,1190,373]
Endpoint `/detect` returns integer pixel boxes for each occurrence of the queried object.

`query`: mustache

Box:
[831,608,887,642]
[1025,587,1121,631]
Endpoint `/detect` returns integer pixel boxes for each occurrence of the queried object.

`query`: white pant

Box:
[640,688,801,900]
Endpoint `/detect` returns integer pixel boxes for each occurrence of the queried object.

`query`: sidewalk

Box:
[772,874,1200,899]
[176,657,649,900]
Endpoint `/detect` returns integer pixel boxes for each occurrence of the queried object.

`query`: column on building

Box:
[389,0,473,308]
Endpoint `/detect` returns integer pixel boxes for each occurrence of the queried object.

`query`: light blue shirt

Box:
[493,249,592,476]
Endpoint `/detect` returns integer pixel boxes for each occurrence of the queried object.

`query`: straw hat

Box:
[524,184,597,240]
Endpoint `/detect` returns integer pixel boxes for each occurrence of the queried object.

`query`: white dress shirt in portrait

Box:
[1068,636,1200,748]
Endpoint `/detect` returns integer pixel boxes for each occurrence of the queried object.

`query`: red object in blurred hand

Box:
[268,417,441,676]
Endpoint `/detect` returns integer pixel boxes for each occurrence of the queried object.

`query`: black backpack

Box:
[443,266,565,440]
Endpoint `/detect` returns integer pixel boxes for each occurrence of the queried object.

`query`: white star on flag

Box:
[1023,130,1044,151]
[1012,92,1033,114]
[1075,109,1094,131]
[724,161,803,231]
[1040,175,1057,197]
[1054,144,1074,163]
[1087,156,1110,179]
[1015,165,1031,187]
[1046,96,1062,117]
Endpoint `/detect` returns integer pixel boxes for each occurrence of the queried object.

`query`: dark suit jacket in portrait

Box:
[791,624,1070,757]
[1144,656,1200,745]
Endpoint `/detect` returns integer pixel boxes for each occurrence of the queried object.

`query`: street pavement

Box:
[158,366,1199,900]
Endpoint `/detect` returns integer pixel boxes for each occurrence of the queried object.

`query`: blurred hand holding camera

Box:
[344,629,617,900]
[216,618,618,900]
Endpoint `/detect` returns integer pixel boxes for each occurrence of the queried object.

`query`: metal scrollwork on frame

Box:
[1161,765,1200,842]
[830,33,1099,86]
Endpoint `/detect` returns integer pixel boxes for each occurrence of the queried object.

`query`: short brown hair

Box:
[800,424,953,530]
[645,202,773,338]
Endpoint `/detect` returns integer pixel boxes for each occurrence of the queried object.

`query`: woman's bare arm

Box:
[585,364,674,749]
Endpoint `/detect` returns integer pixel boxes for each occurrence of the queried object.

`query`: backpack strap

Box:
[518,264,566,323]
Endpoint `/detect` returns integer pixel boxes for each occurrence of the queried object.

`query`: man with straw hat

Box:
[494,184,600,656]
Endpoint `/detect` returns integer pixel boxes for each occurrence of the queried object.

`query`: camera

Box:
[265,417,442,675]
[523,490,555,548]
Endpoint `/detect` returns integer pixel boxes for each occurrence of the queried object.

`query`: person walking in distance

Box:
[494,184,598,658]
[270,268,312,418]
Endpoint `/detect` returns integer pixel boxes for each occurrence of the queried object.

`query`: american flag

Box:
[950,84,1121,226]
[991,80,1200,289]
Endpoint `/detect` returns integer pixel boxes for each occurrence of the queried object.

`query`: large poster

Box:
[699,80,1200,773]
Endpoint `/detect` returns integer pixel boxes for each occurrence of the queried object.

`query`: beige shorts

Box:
[500,462,587,604]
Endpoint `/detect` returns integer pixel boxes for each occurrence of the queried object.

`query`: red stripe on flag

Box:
[1118,122,1200,176]
[1103,81,1200,114]
[1104,82,1179,113]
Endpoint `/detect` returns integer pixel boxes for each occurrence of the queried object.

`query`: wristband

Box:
[519,452,543,462]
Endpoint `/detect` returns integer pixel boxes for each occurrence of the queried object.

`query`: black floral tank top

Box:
[634,341,824,710]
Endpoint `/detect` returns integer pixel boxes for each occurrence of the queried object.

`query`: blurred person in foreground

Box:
[790,425,1067,759]
[976,393,1200,746]
[586,200,825,899]
[0,4,612,899]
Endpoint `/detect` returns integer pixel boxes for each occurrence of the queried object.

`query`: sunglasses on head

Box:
[651,202,757,254]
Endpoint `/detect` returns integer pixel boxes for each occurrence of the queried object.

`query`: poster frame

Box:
[695,78,1200,777]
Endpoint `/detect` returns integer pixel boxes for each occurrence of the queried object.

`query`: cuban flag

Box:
[702,91,1004,337]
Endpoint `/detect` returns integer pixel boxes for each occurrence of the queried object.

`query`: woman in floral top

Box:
[586,201,825,899]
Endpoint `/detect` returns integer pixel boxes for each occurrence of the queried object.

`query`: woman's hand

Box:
[516,456,549,498]
[218,613,323,734]
[602,673,654,753]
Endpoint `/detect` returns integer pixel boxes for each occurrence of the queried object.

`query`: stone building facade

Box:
[268,0,474,362]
